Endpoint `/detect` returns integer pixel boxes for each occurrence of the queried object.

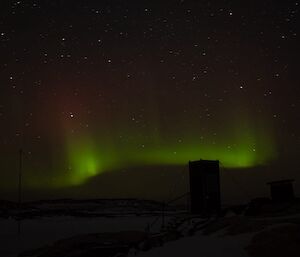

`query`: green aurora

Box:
[64,118,276,186]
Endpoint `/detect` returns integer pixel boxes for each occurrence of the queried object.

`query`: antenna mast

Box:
[18,148,23,208]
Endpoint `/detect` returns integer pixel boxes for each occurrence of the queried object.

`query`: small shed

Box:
[267,179,295,202]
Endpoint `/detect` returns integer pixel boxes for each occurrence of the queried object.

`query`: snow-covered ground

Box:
[0,215,256,257]
[0,216,162,257]
[2,201,299,257]
[132,231,252,257]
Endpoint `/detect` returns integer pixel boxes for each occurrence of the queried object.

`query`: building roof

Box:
[267,179,295,185]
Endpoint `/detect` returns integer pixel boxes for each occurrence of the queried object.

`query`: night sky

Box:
[0,1,299,202]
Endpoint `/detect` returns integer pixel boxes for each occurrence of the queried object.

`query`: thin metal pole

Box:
[18,149,23,235]
[18,149,23,208]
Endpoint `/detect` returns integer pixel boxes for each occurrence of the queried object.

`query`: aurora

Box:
[62,115,276,186]
[2,0,297,203]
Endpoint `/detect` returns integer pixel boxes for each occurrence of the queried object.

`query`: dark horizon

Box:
[1,162,299,205]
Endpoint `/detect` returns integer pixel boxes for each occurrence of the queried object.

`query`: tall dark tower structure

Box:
[189,160,221,214]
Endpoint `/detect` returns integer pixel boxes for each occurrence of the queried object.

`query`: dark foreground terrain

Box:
[1,198,300,257]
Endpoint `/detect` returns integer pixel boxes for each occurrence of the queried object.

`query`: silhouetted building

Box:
[267,179,295,202]
[189,160,220,214]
